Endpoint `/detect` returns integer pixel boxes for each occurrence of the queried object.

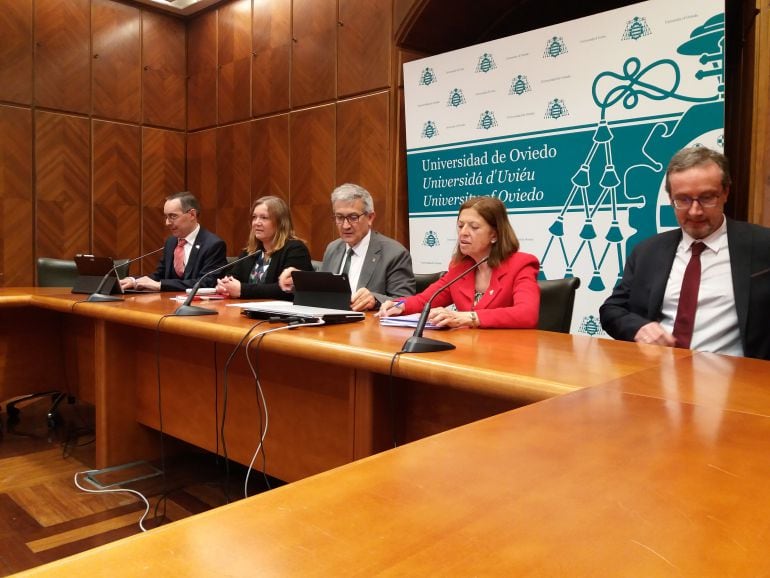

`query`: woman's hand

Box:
[427,307,475,328]
[377,299,405,318]
[216,276,241,298]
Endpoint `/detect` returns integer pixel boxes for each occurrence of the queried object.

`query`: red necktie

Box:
[174,238,186,278]
[672,242,706,349]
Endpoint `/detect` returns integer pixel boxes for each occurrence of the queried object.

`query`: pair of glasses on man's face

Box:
[333,212,367,225]
[671,194,721,210]
[165,209,192,222]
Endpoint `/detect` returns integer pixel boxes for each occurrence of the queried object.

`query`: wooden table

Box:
[15,350,770,576]
[1,288,688,482]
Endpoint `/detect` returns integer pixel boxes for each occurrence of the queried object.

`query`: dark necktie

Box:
[672,242,706,349]
[340,247,354,277]
[174,238,186,278]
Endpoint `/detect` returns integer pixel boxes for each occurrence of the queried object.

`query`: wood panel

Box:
[218,0,252,124]
[336,92,391,237]
[187,10,218,131]
[0,0,33,105]
[338,0,391,97]
[252,0,291,116]
[291,0,337,108]
[35,111,90,260]
[34,0,90,114]
[92,0,141,123]
[216,122,251,254]
[251,114,290,203]
[0,106,33,286]
[141,128,185,273]
[290,104,336,259]
[142,11,186,130]
[187,129,218,221]
[92,120,141,260]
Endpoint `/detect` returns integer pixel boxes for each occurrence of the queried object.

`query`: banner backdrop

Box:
[404,0,725,336]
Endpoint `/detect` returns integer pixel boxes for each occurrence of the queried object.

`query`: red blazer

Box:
[401,252,540,329]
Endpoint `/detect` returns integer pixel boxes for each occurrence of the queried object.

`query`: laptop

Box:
[236,271,364,324]
[72,255,121,294]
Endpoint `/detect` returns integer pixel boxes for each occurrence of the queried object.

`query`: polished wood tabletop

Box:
[16,350,770,577]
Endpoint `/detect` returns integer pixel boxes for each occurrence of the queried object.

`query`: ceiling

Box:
[127,0,224,17]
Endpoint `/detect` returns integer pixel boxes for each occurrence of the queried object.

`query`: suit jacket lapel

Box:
[726,218,750,338]
[475,263,506,308]
[357,233,382,290]
[647,230,680,318]
[184,230,205,278]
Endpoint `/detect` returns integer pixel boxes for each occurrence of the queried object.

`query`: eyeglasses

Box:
[671,194,721,210]
[165,210,191,222]
[333,212,367,225]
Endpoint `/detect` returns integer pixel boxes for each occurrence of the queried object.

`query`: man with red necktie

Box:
[601,147,770,360]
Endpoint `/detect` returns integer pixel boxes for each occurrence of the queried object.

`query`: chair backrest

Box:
[537,277,581,333]
[414,271,445,294]
[311,259,323,272]
[114,258,130,278]
[36,258,78,287]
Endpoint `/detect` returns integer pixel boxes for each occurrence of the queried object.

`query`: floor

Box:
[0,396,279,576]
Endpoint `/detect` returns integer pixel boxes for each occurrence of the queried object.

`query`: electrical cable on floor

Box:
[73,470,151,532]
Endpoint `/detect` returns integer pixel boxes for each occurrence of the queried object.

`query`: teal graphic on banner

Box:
[404,0,725,334]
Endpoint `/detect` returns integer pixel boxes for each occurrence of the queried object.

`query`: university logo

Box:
[509,74,532,96]
[447,88,467,107]
[475,53,496,73]
[621,16,652,41]
[422,230,440,248]
[419,67,437,86]
[578,315,604,337]
[544,98,569,119]
[543,36,568,58]
[421,120,438,139]
[477,110,498,130]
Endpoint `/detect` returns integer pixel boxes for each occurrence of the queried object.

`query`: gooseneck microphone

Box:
[86,247,165,303]
[401,256,489,354]
[174,250,259,316]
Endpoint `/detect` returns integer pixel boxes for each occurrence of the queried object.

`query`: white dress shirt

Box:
[339,230,371,292]
[180,225,201,267]
[660,217,743,356]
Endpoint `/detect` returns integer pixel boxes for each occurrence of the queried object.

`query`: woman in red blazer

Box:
[379,196,540,329]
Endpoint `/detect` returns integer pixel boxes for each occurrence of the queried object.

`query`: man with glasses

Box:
[600,146,770,359]
[119,191,228,292]
[280,183,415,311]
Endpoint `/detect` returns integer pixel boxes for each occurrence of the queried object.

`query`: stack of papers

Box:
[378,313,443,329]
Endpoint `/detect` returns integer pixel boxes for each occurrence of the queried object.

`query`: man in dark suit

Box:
[119,192,228,292]
[600,147,770,360]
[280,183,415,311]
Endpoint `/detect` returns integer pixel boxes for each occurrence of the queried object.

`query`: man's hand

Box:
[634,322,676,347]
[278,267,298,292]
[134,276,161,292]
[119,277,135,290]
[350,288,377,311]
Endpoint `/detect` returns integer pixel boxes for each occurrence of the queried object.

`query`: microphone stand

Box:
[86,247,164,303]
[174,251,259,316]
[401,256,489,354]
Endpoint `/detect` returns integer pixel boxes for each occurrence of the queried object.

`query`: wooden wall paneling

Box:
[142,11,186,130]
[92,120,141,260]
[336,92,391,237]
[338,0,391,97]
[0,106,33,286]
[0,0,33,105]
[216,122,251,255]
[290,104,336,259]
[35,111,91,260]
[187,129,218,223]
[34,0,91,114]
[141,127,185,273]
[291,0,337,108]
[218,0,252,124]
[92,0,141,123]
[188,10,218,131]
[251,114,290,202]
[252,0,291,116]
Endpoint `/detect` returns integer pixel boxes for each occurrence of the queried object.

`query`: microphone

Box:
[401,256,489,354]
[174,250,259,316]
[86,247,164,302]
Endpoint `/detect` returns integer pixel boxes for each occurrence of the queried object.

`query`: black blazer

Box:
[150,227,228,292]
[230,239,313,300]
[600,218,770,360]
